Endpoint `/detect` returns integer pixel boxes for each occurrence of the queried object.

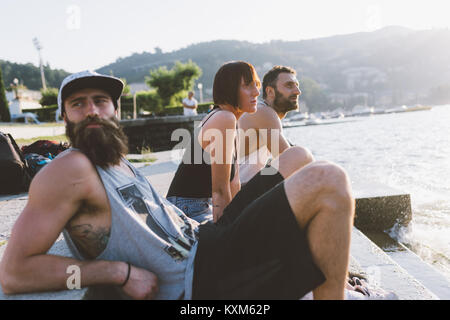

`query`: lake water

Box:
[284,105,450,280]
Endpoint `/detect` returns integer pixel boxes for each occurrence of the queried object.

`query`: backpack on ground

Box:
[20,140,70,179]
[21,140,69,159]
[0,131,32,194]
[24,153,52,177]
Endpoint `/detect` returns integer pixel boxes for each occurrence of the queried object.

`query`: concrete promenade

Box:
[0,123,65,139]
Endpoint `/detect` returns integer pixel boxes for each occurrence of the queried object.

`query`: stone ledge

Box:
[355,194,412,232]
[352,180,412,232]
[120,115,204,127]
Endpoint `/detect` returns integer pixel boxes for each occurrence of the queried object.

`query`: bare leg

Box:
[283,161,355,300]
[267,146,314,179]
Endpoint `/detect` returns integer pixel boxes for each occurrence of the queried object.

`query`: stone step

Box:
[352,180,450,299]
[350,228,438,299]
[352,179,412,232]
[363,231,450,300]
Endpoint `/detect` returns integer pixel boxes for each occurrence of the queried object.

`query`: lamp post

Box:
[32,37,47,91]
[12,78,19,99]
[197,83,203,103]
[133,92,137,119]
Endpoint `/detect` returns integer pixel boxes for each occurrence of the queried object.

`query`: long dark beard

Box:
[65,115,129,168]
[272,89,299,114]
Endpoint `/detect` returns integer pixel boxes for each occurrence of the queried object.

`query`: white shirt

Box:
[182,97,198,116]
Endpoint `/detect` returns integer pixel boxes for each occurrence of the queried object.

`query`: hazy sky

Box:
[1,0,449,72]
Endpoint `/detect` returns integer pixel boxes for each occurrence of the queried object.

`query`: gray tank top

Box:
[62,149,199,299]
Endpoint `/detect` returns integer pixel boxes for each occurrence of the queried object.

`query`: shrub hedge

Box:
[22,99,214,121]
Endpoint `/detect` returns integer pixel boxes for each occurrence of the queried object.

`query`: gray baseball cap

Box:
[57,70,124,115]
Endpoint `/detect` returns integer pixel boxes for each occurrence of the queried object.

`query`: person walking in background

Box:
[182,91,198,116]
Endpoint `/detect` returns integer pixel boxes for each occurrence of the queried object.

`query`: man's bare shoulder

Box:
[40,149,94,178]
[257,104,280,120]
[240,104,281,130]
[30,149,98,198]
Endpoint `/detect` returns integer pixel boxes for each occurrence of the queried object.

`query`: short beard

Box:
[65,115,129,169]
[272,88,299,114]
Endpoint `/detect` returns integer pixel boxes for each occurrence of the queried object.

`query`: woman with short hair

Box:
[167,61,260,222]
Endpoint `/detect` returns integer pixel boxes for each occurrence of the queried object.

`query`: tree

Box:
[146,60,202,108]
[40,87,58,106]
[300,77,331,112]
[120,78,131,96]
[0,66,11,122]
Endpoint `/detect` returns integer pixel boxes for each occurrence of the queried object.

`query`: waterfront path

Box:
[0,123,65,139]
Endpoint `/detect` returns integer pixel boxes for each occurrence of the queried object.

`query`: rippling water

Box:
[284,105,450,280]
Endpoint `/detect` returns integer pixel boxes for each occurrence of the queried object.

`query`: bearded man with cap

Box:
[238,66,315,185]
[0,71,357,300]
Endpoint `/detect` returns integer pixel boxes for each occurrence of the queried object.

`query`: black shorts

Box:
[192,167,326,299]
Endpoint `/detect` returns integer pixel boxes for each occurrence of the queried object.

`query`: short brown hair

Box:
[213,61,260,108]
[262,66,296,99]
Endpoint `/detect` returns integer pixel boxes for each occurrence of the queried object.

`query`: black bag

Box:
[0,131,32,194]
[21,140,69,159]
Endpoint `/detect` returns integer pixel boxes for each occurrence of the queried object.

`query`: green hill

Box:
[0,60,69,90]
[96,26,450,107]
[3,26,450,109]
